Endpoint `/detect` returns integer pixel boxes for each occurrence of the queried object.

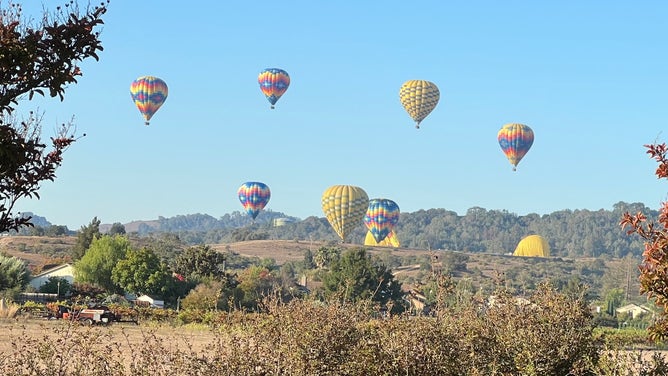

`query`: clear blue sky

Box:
[14,1,668,229]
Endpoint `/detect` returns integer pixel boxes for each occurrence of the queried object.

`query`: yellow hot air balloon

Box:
[513,235,550,257]
[399,80,440,129]
[321,185,369,243]
[364,230,400,247]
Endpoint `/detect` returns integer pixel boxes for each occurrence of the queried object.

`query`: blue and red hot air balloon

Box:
[498,123,534,171]
[238,182,271,220]
[364,198,400,244]
[258,68,290,109]
[130,76,168,125]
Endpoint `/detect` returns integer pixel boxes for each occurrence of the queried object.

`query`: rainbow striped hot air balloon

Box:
[321,185,369,243]
[130,76,168,125]
[258,68,290,109]
[498,123,534,171]
[399,80,440,129]
[238,182,271,220]
[364,198,400,244]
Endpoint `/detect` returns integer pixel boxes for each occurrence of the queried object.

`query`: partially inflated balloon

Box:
[364,198,400,244]
[498,123,534,171]
[130,76,168,125]
[399,80,440,129]
[321,185,369,242]
[238,182,271,220]
[258,68,290,109]
[513,234,550,257]
[364,230,400,247]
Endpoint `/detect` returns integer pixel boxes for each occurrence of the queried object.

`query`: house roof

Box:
[31,263,73,278]
[616,303,651,313]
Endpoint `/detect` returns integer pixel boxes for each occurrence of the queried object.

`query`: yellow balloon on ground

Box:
[321,185,369,243]
[399,80,440,129]
[513,235,550,257]
[365,230,400,247]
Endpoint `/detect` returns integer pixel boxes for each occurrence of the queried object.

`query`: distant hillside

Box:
[0,236,76,271]
[20,201,659,260]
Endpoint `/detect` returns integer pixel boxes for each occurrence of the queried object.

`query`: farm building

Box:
[29,263,74,290]
[135,295,165,308]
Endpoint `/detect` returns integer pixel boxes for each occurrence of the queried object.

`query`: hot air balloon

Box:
[498,123,534,171]
[130,76,168,125]
[399,80,440,129]
[364,230,400,247]
[238,182,271,220]
[258,68,290,109]
[364,198,400,244]
[321,185,369,243]
[513,234,550,257]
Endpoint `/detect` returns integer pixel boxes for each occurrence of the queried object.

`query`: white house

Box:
[29,263,74,290]
[616,303,652,319]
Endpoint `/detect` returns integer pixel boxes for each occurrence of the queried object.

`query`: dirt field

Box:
[0,317,220,371]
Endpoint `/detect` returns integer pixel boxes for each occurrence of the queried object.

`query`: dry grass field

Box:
[0,317,219,371]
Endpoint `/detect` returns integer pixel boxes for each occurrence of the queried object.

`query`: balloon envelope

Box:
[364,198,400,244]
[321,185,369,242]
[399,80,440,129]
[498,123,534,171]
[258,68,290,109]
[130,76,168,125]
[513,235,550,257]
[238,182,271,220]
[364,229,400,247]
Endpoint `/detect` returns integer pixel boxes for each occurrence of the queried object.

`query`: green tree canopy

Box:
[74,235,129,293]
[111,247,172,296]
[108,222,126,236]
[172,244,228,282]
[322,248,405,313]
[0,253,30,292]
[71,217,101,260]
[38,276,71,297]
[236,265,276,311]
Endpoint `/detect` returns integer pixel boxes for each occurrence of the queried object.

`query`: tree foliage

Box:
[38,276,71,296]
[172,244,228,282]
[322,248,405,313]
[74,234,129,293]
[235,265,277,311]
[621,142,668,340]
[111,247,171,296]
[0,1,108,233]
[0,1,108,113]
[108,222,126,235]
[0,253,30,291]
[71,216,100,260]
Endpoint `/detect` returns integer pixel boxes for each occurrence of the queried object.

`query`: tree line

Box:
[42,201,650,259]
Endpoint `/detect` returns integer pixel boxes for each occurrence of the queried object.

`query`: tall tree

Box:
[112,247,171,296]
[172,244,229,282]
[322,248,405,313]
[74,235,129,293]
[621,142,668,339]
[108,222,126,235]
[0,1,108,233]
[71,217,100,260]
